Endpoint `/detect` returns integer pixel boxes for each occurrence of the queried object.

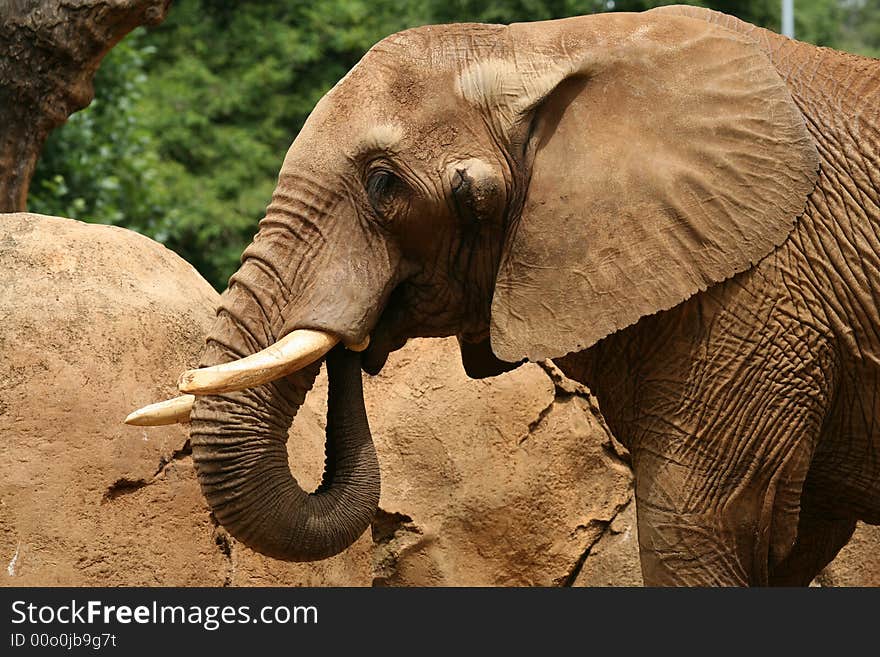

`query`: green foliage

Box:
[28,0,880,289]
[835,0,880,57]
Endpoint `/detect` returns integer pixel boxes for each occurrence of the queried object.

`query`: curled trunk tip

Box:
[190,344,380,562]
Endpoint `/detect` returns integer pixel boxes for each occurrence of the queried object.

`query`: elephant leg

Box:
[767,489,857,586]
[636,441,812,586]
[625,322,836,586]
[632,450,774,586]
[573,266,843,586]
[635,496,754,586]
[633,438,817,587]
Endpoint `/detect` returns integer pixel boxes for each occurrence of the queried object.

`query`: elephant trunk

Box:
[189,255,380,561]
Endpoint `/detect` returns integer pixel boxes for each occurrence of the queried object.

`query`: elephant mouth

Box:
[357,277,489,376]
[360,320,408,376]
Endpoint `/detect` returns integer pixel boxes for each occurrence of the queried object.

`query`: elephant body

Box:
[556,7,880,585]
[134,7,880,586]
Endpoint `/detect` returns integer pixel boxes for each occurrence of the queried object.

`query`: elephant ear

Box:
[487,13,819,362]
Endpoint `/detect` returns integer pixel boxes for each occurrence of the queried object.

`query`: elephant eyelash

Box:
[365,168,404,219]
[367,169,395,198]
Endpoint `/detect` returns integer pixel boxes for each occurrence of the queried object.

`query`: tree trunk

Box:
[0,0,172,212]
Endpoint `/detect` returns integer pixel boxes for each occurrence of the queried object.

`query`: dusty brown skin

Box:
[181,7,880,585]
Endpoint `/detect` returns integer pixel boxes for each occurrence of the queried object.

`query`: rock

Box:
[1,213,222,585]
[573,501,643,587]
[815,523,880,587]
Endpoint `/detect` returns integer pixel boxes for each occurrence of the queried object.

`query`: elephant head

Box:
[128,10,818,561]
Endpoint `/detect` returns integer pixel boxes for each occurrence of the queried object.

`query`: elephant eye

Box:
[366,169,400,217]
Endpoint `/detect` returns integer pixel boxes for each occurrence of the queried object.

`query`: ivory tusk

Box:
[178,329,340,395]
[124,394,195,426]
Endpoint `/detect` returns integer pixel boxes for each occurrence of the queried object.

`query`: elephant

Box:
[130,6,880,586]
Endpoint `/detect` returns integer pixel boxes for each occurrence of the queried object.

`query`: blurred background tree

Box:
[28,0,879,289]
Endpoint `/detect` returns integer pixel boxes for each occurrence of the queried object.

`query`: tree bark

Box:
[0,0,172,212]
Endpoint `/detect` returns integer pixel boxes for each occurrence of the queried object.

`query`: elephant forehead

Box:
[336,22,512,107]
[296,28,505,166]
[379,22,510,66]
[336,51,456,112]
[320,77,479,155]
[408,121,462,162]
